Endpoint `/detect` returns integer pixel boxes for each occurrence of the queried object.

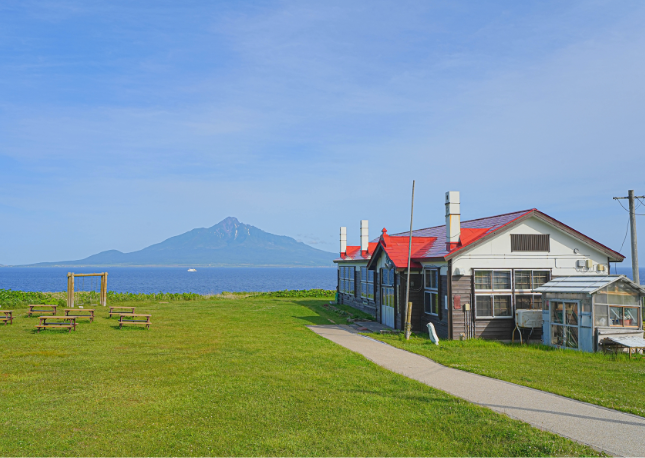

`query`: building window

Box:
[475,295,512,318]
[474,270,512,318]
[424,269,439,315]
[361,267,375,300]
[515,270,550,310]
[381,267,395,311]
[475,270,511,290]
[339,266,355,296]
[382,267,394,286]
[511,234,550,252]
[382,286,395,308]
[609,306,640,327]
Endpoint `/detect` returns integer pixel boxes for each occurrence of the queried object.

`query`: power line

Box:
[615,198,645,216]
[619,217,630,253]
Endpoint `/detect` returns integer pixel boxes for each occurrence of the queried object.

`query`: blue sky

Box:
[1,0,644,265]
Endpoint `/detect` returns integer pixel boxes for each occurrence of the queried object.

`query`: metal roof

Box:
[535,275,645,295]
[603,335,645,348]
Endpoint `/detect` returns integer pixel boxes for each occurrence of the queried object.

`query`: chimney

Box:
[360,220,369,253]
[340,227,347,255]
[445,191,460,250]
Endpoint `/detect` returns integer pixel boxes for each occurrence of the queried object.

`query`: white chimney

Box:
[360,220,369,252]
[445,191,460,249]
[340,227,347,255]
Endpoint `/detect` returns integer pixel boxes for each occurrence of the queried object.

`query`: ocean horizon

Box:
[0,266,337,295]
[0,266,641,295]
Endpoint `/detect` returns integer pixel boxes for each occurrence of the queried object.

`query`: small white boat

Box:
[187,268,197,272]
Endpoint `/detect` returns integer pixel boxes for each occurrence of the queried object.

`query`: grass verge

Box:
[0,297,599,456]
[372,332,645,417]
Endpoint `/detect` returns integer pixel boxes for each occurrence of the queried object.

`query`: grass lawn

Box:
[373,332,645,418]
[0,297,599,457]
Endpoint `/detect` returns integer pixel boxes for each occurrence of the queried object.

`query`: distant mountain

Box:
[29,217,336,267]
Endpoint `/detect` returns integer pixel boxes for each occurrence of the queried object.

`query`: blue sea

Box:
[0,266,641,294]
[0,267,337,294]
[615,267,645,285]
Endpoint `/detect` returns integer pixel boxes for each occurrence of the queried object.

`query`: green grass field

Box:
[0,296,599,456]
[373,332,645,418]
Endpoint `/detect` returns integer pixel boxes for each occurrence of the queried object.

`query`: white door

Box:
[381,286,395,328]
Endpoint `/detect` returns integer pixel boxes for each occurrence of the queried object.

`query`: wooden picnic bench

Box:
[0,310,13,325]
[35,316,76,333]
[109,306,135,317]
[64,308,95,322]
[118,314,151,329]
[28,304,57,317]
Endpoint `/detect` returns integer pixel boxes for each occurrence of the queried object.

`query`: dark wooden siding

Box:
[451,275,473,339]
[398,271,425,333]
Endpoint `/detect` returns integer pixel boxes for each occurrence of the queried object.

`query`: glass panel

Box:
[432,293,438,314]
[604,283,640,306]
[532,271,550,289]
[595,292,607,304]
[609,307,623,326]
[515,271,531,289]
[368,270,374,283]
[476,296,492,317]
[516,295,533,310]
[533,295,542,310]
[424,292,431,314]
[594,304,608,326]
[565,326,578,349]
[474,271,491,290]
[551,302,564,324]
[624,307,639,327]
[581,300,591,313]
[494,296,512,316]
[551,325,564,346]
[565,302,578,326]
[493,271,511,290]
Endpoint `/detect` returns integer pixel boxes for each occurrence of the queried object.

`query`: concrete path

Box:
[308,325,645,457]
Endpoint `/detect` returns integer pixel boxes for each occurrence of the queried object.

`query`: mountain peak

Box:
[216,216,240,226]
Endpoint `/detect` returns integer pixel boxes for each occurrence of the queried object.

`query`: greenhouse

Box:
[536,275,644,353]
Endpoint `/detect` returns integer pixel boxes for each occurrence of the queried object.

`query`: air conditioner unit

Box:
[515,309,543,328]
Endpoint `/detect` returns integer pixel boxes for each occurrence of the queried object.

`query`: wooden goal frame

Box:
[67,272,108,307]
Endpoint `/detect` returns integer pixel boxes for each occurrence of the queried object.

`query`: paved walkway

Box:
[308,325,645,457]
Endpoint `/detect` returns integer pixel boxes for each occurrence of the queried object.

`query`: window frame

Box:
[360,266,375,301]
[474,269,513,319]
[424,268,439,316]
[514,269,550,311]
[608,305,641,328]
[474,294,513,319]
[339,265,356,296]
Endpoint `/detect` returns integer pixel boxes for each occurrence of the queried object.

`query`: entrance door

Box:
[381,286,395,328]
[550,301,579,349]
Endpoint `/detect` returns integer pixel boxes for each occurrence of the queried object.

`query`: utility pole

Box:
[404,180,415,340]
[613,190,644,285]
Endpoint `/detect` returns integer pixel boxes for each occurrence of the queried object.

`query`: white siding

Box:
[452,216,611,276]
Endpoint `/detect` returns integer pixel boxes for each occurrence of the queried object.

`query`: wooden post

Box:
[102,272,108,306]
[67,273,75,308]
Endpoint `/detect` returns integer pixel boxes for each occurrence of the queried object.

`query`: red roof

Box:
[377,230,436,268]
[362,209,624,267]
[336,242,378,262]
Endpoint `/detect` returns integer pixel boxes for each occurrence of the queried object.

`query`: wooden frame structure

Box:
[67,272,108,308]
